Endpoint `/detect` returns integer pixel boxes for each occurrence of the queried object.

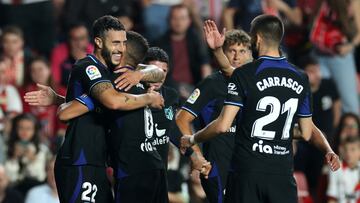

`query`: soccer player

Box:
[57,33,171,203]
[26,16,164,203]
[176,29,252,203]
[142,47,209,170]
[180,15,340,203]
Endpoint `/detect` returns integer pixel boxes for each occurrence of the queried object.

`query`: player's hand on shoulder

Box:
[147,89,164,109]
[325,151,340,171]
[24,84,57,106]
[114,68,143,91]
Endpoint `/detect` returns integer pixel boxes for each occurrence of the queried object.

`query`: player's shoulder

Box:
[162,85,179,103]
[162,85,178,98]
[287,61,308,78]
[74,55,104,71]
[197,71,223,87]
[232,60,260,76]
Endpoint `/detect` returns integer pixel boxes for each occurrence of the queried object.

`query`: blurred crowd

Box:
[0,0,360,203]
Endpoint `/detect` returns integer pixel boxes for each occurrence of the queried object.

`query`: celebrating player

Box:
[180,15,340,203]
[176,28,252,202]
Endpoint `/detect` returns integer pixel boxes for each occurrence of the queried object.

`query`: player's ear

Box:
[256,34,262,48]
[95,37,103,49]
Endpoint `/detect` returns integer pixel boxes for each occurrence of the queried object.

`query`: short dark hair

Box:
[250,14,284,46]
[1,25,24,40]
[223,29,251,51]
[125,31,149,67]
[143,47,169,65]
[341,136,360,146]
[67,21,87,34]
[298,55,319,70]
[92,15,125,39]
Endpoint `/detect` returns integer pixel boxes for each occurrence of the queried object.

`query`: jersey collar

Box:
[87,54,108,69]
[259,55,286,60]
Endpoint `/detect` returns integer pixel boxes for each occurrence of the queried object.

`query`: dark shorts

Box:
[54,160,113,203]
[114,169,168,203]
[201,163,226,203]
[224,171,297,203]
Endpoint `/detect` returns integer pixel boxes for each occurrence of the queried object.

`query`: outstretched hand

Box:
[23,84,57,106]
[203,20,226,50]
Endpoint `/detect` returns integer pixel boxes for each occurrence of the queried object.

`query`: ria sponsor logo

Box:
[252,140,290,155]
[140,139,156,152]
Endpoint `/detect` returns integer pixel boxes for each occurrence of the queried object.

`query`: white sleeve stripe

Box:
[224,101,244,107]
[181,107,198,117]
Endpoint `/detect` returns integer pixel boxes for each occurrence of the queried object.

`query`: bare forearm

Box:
[332,100,341,127]
[280,7,302,26]
[112,92,151,110]
[194,119,223,143]
[213,48,234,77]
[139,66,165,83]
[223,8,236,29]
[309,125,334,154]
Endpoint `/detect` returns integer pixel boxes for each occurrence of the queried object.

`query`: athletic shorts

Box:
[201,163,226,203]
[54,161,113,203]
[224,171,297,203]
[114,169,168,203]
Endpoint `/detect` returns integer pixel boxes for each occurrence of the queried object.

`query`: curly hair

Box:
[223,29,251,51]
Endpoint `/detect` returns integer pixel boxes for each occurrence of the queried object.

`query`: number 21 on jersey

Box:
[251,96,298,140]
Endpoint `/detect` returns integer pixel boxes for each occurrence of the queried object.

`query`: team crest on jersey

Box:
[187,88,200,104]
[86,65,102,80]
[164,106,174,120]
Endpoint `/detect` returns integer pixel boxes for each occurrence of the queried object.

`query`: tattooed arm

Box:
[90,82,164,110]
[137,64,165,83]
[113,64,165,90]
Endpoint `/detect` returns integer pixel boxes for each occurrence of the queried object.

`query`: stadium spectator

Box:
[62,0,133,34]
[333,113,360,155]
[0,0,56,57]
[223,0,301,32]
[142,0,182,42]
[327,136,360,203]
[0,164,24,203]
[25,157,58,203]
[155,4,212,99]
[20,56,66,149]
[295,55,341,198]
[0,26,32,87]
[4,114,49,195]
[311,0,360,115]
[50,22,93,88]
[0,59,23,136]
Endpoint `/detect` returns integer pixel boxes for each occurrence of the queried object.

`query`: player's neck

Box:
[258,45,280,58]
[94,51,108,68]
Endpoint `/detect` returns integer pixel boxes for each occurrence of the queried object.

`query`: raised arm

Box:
[204,20,235,77]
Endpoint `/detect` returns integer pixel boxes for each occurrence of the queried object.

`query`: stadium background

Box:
[0,0,359,202]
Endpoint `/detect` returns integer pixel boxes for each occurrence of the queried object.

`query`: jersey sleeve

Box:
[224,69,245,108]
[181,77,214,118]
[297,75,313,117]
[77,63,112,95]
